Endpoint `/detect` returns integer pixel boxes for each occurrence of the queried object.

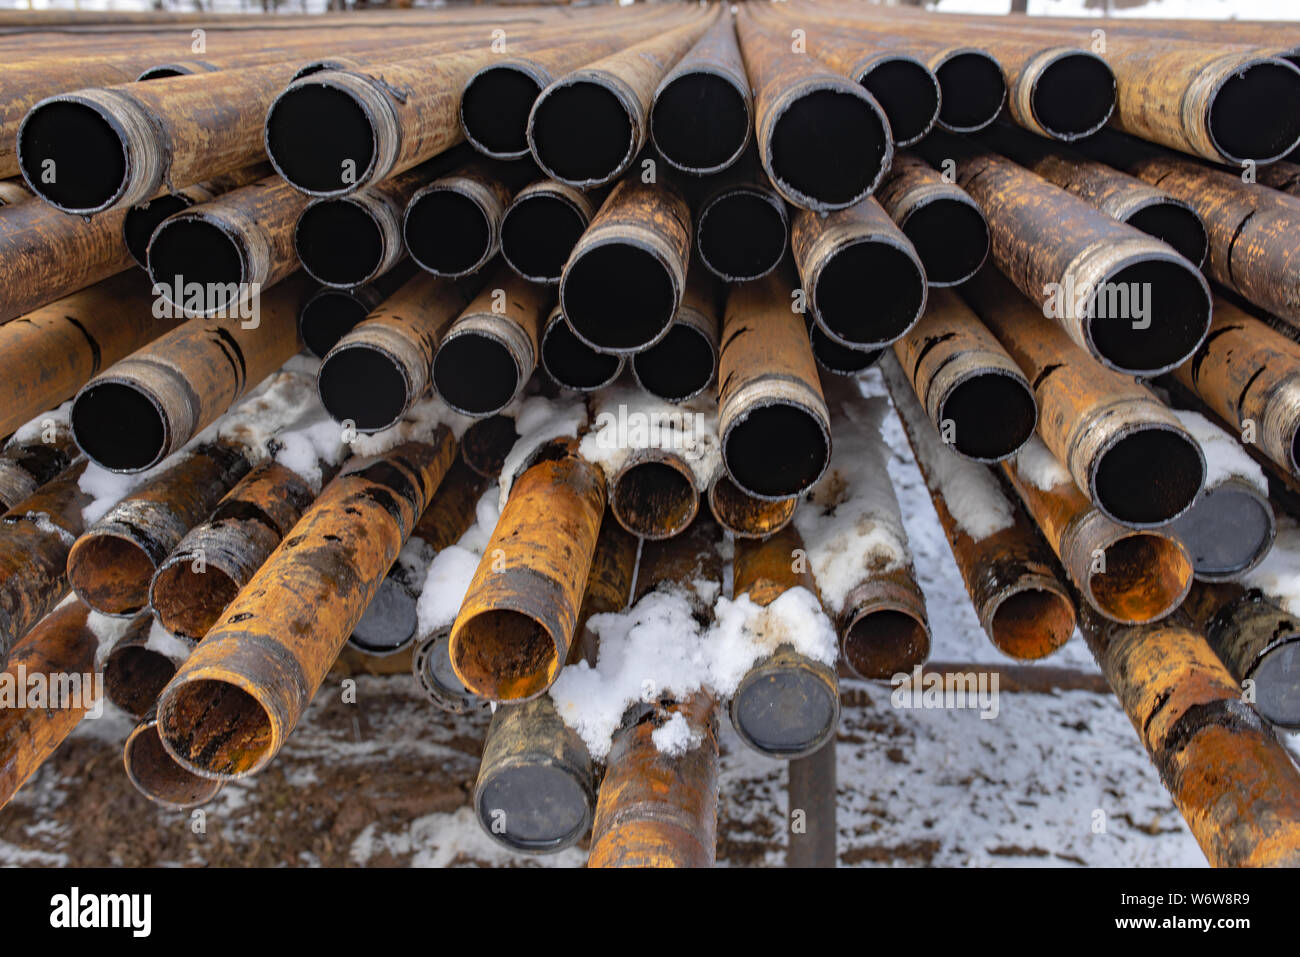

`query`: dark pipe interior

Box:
[462,66,544,156]
[123,194,193,267]
[265,83,375,193]
[1210,61,1300,161]
[935,52,1006,132]
[1033,53,1115,139]
[900,199,989,285]
[501,194,587,282]
[612,460,696,537]
[1088,259,1209,373]
[105,647,178,717]
[433,333,519,415]
[562,244,676,351]
[530,81,634,184]
[940,373,1036,461]
[152,561,240,641]
[19,100,126,210]
[72,381,166,471]
[770,88,889,206]
[405,190,490,277]
[318,346,410,432]
[1254,639,1300,728]
[697,190,788,281]
[453,609,556,700]
[148,217,243,305]
[814,240,925,345]
[844,609,928,679]
[651,72,749,172]
[541,317,622,390]
[1124,202,1209,268]
[633,323,715,400]
[1094,428,1204,525]
[296,200,384,286]
[137,66,189,80]
[67,534,156,615]
[299,291,370,358]
[861,58,939,146]
[125,725,222,807]
[1172,485,1273,579]
[724,404,828,498]
[810,324,884,375]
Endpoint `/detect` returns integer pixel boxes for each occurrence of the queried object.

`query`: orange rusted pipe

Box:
[156,433,457,779]
[706,472,796,540]
[124,708,223,811]
[0,427,79,513]
[103,621,190,718]
[875,152,989,288]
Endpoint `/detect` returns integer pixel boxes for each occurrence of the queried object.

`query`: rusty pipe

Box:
[403,160,520,279]
[540,306,625,394]
[156,434,457,779]
[103,622,189,719]
[124,708,223,811]
[631,268,720,403]
[706,472,796,540]
[609,449,701,543]
[0,428,79,513]
[500,179,599,286]
[692,147,789,284]
[460,413,520,481]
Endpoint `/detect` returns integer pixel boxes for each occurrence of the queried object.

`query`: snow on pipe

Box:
[124,708,224,811]
[1001,436,1192,626]
[649,10,752,177]
[540,306,625,394]
[891,287,1036,464]
[148,462,315,643]
[964,267,1205,529]
[474,515,637,854]
[588,514,723,868]
[791,198,927,351]
[630,268,720,404]
[449,437,606,702]
[0,426,79,512]
[1076,605,1300,867]
[0,462,90,670]
[918,134,1212,378]
[718,270,831,501]
[156,434,457,780]
[525,11,715,189]
[431,267,550,419]
[735,6,893,213]
[875,153,989,288]
[501,180,599,286]
[706,472,796,540]
[728,526,840,760]
[558,177,691,356]
[881,354,1075,661]
[66,442,253,619]
[318,271,474,434]
[403,161,518,280]
[692,149,789,284]
[0,601,143,810]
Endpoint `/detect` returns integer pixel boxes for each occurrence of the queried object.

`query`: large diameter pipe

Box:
[891,287,1035,463]
[791,198,927,349]
[149,461,315,642]
[450,439,606,701]
[963,267,1205,528]
[156,434,457,779]
[718,270,831,500]
[874,153,989,288]
[649,10,752,176]
[474,515,637,853]
[66,442,252,617]
[631,268,720,404]
[921,136,1210,377]
[403,160,518,279]
[500,179,598,285]
[559,177,691,355]
[146,176,311,318]
[318,271,473,433]
[71,273,312,472]
[692,148,789,283]
[540,306,625,393]
[432,267,550,418]
[881,354,1075,660]
[526,12,715,188]
[1170,296,1300,479]
[1077,608,1300,866]
[18,61,303,215]
[0,462,90,668]
[729,526,840,759]
[734,7,892,212]
[1002,436,1192,624]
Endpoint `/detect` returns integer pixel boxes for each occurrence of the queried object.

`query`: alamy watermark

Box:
[890,666,999,719]
[151,277,262,329]
[0,667,103,719]
[590,405,709,452]
[1042,278,1151,330]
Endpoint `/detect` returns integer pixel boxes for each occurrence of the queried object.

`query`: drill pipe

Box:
[460,413,520,480]
[881,354,1075,660]
[963,267,1205,528]
[1077,609,1300,866]
[450,438,606,701]
[124,708,223,811]
[474,514,637,853]
[71,273,312,472]
[500,179,599,285]
[0,462,90,668]
[919,136,1211,377]
[874,152,990,288]
[149,461,315,642]
[432,267,550,417]
[318,271,473,432]
[540,306,625,393]
[791,198,927,349]
[734,6,892,212]
[156,434,457,779]
[692,148,789,284]
[807,320,885,378]
[103,622,190,718]
[0,179,30,205]
[403,160,520,279]
[729,526,840,759]
[718,269,831,500]
[706,472,797,540]
[559,176,692,355]
[66,441,252,617]
[1001,436,1192,624]
[631,268,720,403]
[0,428,80,512]
[297,266,416,359]
[891,287,1036,463]
[608,448,701,542]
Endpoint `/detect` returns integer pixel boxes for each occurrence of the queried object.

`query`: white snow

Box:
[650,711,700,757]
[578,383,723,490]
[8,401,71,447]
[415,485,501,637]
[85,609,143,669]
[1171,409,1267,493]
[143,620,192,664]
[1012,434,1073,491]
[347,393,475,460]
[497,393,588,508]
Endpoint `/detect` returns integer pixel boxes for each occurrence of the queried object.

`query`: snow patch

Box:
[497,394,588,508]
[1013,435,1072,492]
[1171,409,1266,493]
